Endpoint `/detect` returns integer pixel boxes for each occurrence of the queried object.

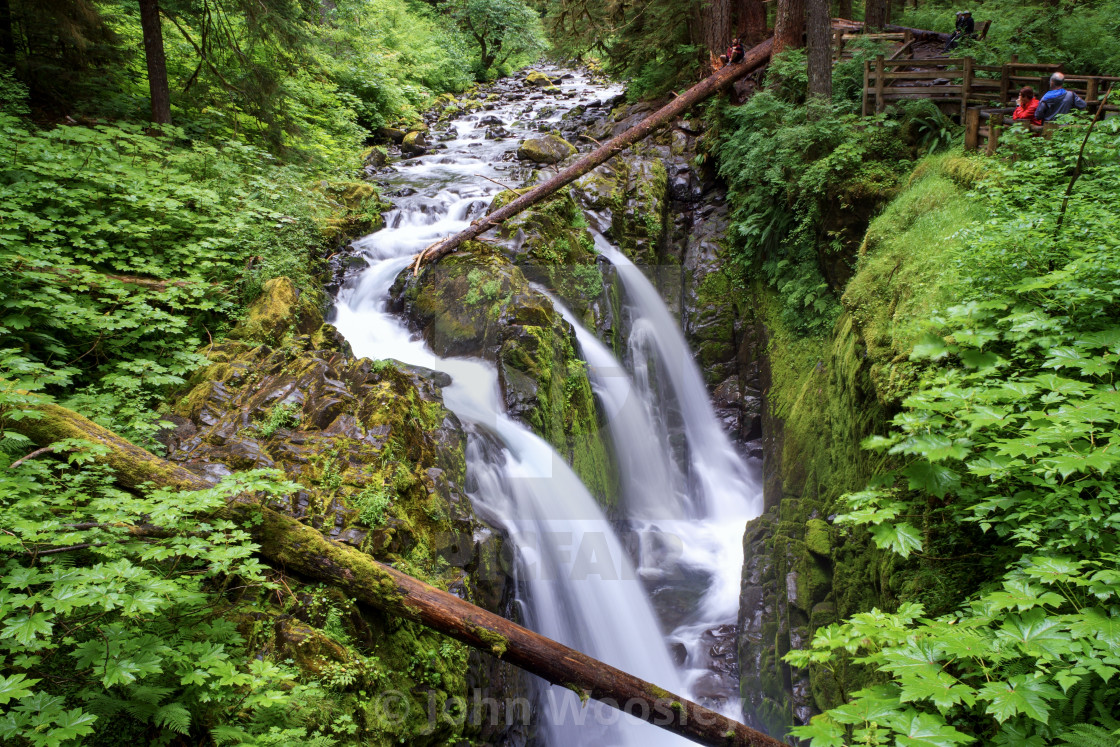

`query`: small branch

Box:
[1055,85,1112,235]
[473,173,518,191]
[9,445,60,470]
[30,543,102,556]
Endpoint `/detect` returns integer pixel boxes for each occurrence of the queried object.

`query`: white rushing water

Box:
[333,70,686,746]
[333,67,762,742]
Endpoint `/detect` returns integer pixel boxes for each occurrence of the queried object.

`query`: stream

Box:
[331,68,763,744]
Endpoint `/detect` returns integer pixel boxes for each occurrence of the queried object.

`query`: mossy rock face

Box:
[804,518,831,557]
[491,187,605,322]
[164,329,534,744]
[317,180,388,241]
[735,159,981,731]
[516,134,576,164]
[392,249,618,507]
[572,148,668,265]
[228,277,324,346]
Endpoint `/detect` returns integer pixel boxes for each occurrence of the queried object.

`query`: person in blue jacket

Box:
[1034,72,1088,122]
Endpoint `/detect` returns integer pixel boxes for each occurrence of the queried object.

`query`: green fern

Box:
[1058,724,1120,747]
[155,703,192,735]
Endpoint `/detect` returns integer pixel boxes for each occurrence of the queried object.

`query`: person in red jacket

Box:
[1013,86,1040,125]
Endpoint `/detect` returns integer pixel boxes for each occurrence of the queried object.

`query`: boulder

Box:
[362,146,388,168]
[228,277,323,345]
[525,70,554,88]
[516,134,576,164]
[377,126,406,143]
[401,130,429,155]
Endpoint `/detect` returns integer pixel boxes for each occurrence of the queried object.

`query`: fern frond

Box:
[85,694,127,717]
[211,724,250,745]
[1058,724,1117,747]
[154,703,192,734]
[128,684,173,704]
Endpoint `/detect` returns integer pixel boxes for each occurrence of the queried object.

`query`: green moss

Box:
[842,155,986,400]
[471,626,509,657]
[804,518,831,557]
[495,188,604,317]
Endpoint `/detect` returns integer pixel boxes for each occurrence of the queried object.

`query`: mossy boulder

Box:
[491,187,605,321]
[377,126,407,143]
[228,277,324,346]
[516,134,576,164]
[525,70,554,88]
[317,180,387,240]
[401,130,429,155]
[392,249,618,506]
[362,146,388,168]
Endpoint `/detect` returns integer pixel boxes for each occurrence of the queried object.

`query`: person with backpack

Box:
[942,11,975,53]
[1034,72,1088,122]
[719,38,745,66]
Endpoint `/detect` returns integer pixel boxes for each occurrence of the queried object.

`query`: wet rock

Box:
[228,277,323,345]
[485,126,514,140]
[525,70,554,88]
[378,126,406,143]
[516,134,576,164]
[401,130,429,155]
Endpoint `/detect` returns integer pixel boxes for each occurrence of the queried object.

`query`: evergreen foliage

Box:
[787,115,1120,746]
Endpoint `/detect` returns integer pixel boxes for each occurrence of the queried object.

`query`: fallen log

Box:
[884,23,949,42]
[12,403,790,747]
[413,37,774,270]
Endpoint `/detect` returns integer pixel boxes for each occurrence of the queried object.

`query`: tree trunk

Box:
[772,0,804,56]
[138,0,171,124]
[11,402,792,747]
[699,0,733,55]
[864,0,887,30]
[806,0,832,100]
[737,0,767,45]
[415,37,773,269]
[838,0,853,20]
[0,0,14,61]
[884,23,948,41]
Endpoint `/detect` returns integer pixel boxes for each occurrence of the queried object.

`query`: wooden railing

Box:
[863,54,1120,119]
[862,56,1011,116]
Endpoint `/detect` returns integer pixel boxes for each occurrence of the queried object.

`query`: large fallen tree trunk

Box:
[12,403,790,747]
[413,37,773,270]
[884,23,949,42]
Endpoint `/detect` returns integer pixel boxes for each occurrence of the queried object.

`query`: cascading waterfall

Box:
[332,69,689,745]
[550,239,763,717]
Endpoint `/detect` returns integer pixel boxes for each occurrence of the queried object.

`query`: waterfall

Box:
[549,241,763,717]
[332,68,688,745]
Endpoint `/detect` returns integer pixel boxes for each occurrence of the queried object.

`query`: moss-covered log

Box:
[12,403,790,747]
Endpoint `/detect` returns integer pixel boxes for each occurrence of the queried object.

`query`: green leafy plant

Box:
[787,116,1120,747]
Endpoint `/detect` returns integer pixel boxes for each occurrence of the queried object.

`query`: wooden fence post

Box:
[862,59,871,116]
[1087,78,1099,103]
[1000,63,1010,105]
[961,56,974,117]
[986,111,1003,155]
[964,107,980,151]
[875,55,886,113]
